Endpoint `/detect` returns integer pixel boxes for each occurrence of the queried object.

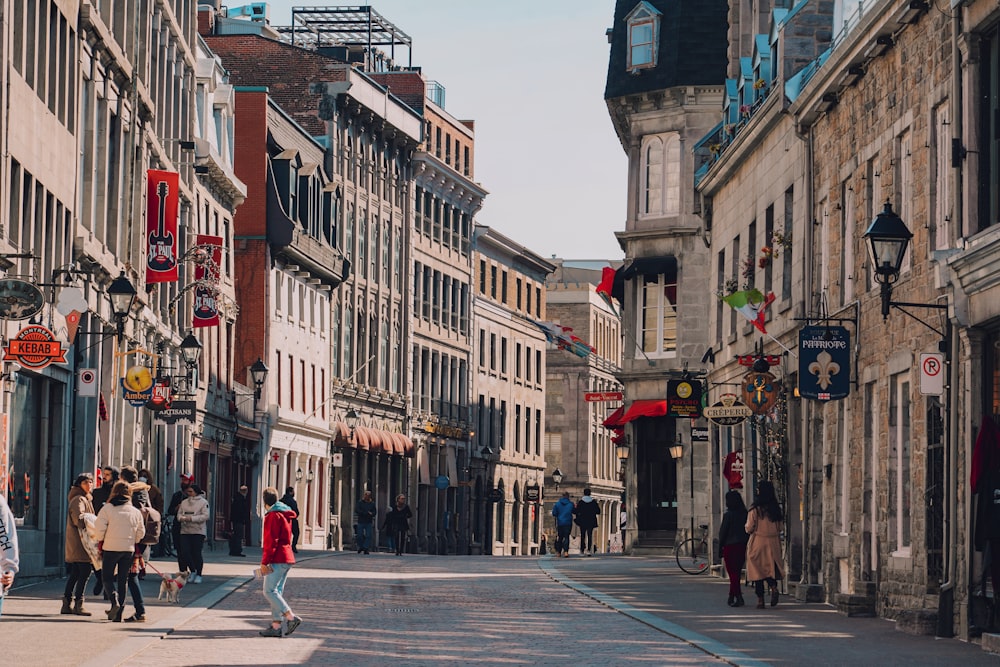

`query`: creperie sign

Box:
[584,392,624,402]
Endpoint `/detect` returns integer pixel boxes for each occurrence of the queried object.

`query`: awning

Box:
[620,399,668,424]
[602,406,626,429]
[616,256,678,304]
[336,425,415,457]
[352,426,371,450]
[332,421,351,447]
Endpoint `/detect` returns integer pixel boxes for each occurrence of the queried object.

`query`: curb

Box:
[538,556,769,667]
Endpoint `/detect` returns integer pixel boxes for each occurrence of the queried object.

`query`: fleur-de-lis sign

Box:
[807,350,841,390]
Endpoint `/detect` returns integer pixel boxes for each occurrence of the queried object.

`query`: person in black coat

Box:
[719,489,750,607]
[280,487,300,553]
[572,488,601,556]
[383,494,413,556]
[229,485,249,556]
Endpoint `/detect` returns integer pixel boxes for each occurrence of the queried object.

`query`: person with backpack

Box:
[94,482,144,622]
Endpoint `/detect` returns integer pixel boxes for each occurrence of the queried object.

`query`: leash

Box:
[145,561,184,589]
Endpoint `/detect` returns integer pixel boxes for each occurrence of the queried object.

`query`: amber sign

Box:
[3,325,67,370]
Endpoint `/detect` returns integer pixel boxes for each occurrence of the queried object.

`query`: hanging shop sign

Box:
[192,234,223,328]
[525,484,541,502]
[146,170,180,283]
[742,370,781,416]
[667,379,702,418]
[738,354,782,367]
[145,379,173,412]
[121,364,155,407]
[3,324,67,370]
[798,325,850,401]
[0,279,44,321]
[154,400,196,425]
[702,393,752,427]
[723,450,744,489]
[488,488,504,503]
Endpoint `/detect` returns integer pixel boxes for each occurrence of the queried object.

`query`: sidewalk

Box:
[1,544,324,667]
[544,554,1000,667]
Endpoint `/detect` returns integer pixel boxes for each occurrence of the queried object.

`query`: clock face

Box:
[0,279,44,320]
[676,382,693,399]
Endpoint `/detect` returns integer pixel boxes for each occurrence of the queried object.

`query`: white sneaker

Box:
[191,574,201,584]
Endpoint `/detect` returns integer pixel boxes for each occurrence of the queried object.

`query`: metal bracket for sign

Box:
[111,347,161,396]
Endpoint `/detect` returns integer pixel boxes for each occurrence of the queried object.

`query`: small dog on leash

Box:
[157,569,192,603]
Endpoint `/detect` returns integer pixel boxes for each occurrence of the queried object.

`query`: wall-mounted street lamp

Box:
[346,407,360,438]
[615,437,631,465]
[250,358,268,404]
[307,468,315,483]
[863,201,950,339]
[551,467,564,491]
[669,440,694,538]
[295,467,304,482]
[179,331,203,369]
[108,271,137,343]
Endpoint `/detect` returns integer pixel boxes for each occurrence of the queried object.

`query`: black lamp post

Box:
[179,331,203,369]
[551,467,563,491]
[250,358,268,405]
[863,202,913,320]
[108,271,137,342]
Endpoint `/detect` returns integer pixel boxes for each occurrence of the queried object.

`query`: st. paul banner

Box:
[192,234,222,328]
[146,170,179,284]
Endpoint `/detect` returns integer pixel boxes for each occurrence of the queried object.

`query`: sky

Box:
[264,1,627,260]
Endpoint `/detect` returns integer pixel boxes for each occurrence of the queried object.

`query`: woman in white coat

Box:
[94,482,144,622]
[177,483,210,583]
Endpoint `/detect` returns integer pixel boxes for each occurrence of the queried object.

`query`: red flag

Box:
[146,170,180,284]
[596,266,616,300]
[98,392,108,421]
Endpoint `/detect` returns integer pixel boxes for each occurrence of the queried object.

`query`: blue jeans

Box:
[127,573,145,615]
[556,524,572,553]
[262,562,292,621]
[356,523,373,551]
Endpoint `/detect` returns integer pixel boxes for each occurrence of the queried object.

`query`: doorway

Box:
[635,416,677,531]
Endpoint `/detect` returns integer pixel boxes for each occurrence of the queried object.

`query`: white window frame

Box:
[626,2,661,70]
[636,272,677,359]
[639,133,680,217]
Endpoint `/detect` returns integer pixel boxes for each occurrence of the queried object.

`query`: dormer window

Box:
[626,2,662,70]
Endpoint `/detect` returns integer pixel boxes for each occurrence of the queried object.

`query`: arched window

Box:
[640,133,680,217]
[642,137,663,215]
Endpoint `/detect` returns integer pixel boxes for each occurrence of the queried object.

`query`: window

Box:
[932,103,951,249]
[639,273,677,357]
[626,3,661,70]
[640,134,679,216]
[889,372,911,552]
[981,24,1000,232]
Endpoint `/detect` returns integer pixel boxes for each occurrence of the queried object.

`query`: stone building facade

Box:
[472,225,554,555]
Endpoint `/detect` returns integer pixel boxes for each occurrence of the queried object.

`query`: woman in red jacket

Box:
[259,486,302,637]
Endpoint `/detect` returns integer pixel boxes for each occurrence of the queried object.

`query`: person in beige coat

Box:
[744,480,784,609]
[62,473,96,616]
[94,482,144,622]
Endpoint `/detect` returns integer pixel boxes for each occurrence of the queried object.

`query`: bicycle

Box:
[675,524,710,574]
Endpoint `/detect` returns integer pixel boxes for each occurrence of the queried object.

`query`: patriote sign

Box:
[3,324,67,370]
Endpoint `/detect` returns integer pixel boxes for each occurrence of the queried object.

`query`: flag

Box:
[98,392,108,421]
[721,289,776,334]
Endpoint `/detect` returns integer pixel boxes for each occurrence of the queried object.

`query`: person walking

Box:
[573,488,601,556]
[91,465,119,598]
[551,492,574,558]
[0,492,19,618]
[280,487,300,553]
[719,490,750,607]
[258,486,302,637]
[177,483,210,583]
[384,494,412,556]
[120,466,152,622]
[139,469,163,515]
[62,473,96,616]
[354,490,376,554]
[94,482,144,622]
[167,473,194,571]
[745,480,785,609]
[229,485,250,556]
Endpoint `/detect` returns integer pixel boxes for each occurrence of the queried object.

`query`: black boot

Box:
[727,595,735,607]
[770,586,779,607]
[756,595,765,609]
[735,594,745,607]
[60,596,73,615]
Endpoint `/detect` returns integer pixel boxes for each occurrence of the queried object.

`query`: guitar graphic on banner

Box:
[147,180,176,274]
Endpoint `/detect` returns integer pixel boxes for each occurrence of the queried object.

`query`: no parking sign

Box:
[920,353,945,396]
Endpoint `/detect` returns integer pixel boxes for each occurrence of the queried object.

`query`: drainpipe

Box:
[794,117,816,590]
[938,6,964,638]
